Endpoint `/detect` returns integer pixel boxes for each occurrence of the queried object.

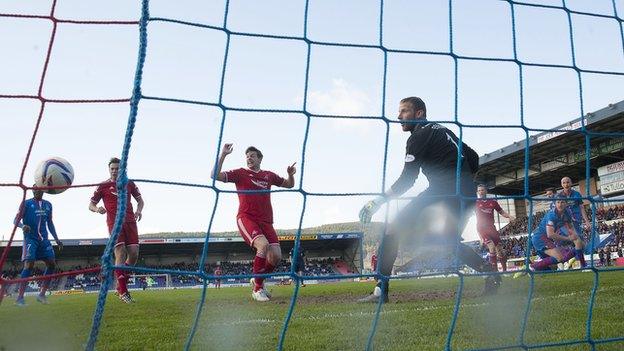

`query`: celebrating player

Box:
[358,97,499,303]
[514,194,582,277]
[211,143,296,302]
[475,184,514,272]
[13,186,63,306]
[89,157,144,304]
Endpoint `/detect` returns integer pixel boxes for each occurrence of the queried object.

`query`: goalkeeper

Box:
[358,97,499,303]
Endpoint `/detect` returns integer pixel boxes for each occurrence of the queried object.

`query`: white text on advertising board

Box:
[598,160,624,177]
[601,179,624,195]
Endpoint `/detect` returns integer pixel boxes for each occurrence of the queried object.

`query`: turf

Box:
[0,270,622,351]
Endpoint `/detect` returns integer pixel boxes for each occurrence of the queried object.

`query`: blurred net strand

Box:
[1,0,623,350]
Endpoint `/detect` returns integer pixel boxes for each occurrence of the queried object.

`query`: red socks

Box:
[488,253,498,270]
[499,256,507,272]
[252,255,267,292]
[115,269,128,295]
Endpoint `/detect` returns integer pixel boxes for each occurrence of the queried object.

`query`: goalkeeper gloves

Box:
[359,196,385,224]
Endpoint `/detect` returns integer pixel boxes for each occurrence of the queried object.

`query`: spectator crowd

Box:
[2,258,340,293]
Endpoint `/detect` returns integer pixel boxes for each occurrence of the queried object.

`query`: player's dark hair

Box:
[400,96,427,117]
[477,184,487,189]
[109,157,121,166]
[245,146,263,159]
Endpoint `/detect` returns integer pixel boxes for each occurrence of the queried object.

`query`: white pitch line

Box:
[204,284,624,327]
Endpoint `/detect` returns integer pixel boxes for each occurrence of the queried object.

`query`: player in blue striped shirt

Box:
[12,186,63,306]
[514,194,582,277]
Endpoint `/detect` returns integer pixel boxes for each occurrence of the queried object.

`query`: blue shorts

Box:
[22,239,55,262]
[531,234,555,258]
[559,221,582,238]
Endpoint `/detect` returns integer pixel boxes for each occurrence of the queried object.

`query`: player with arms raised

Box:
[475,184,514,272]
[89,157,144,304]
[212,143,296,302]
[12,186,63,305]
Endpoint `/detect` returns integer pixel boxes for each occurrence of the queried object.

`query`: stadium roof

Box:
[478,100,624,196]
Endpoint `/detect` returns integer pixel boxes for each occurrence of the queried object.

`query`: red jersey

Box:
[371,254,378,270]
[224,168,285,223]
[475,199,503,228]
[215,267,222,276]
[90,179,142,226]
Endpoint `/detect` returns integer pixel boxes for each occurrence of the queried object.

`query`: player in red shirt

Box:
[212,144,295,302]
[370,252,378,282]
[89,157,144,303]
[475,184,514,271]
[214,265,222,289]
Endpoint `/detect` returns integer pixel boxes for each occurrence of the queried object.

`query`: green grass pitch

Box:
[1,270,623,350]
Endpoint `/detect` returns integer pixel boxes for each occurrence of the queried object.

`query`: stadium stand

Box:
[1,233,363,293]
[472,100,624,267]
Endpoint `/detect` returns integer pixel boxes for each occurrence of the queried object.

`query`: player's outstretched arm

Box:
[359,148,419,223]
[89,201,106,214]
[47,205,60,243]
[359,192,390,224]
[500,208,515,222]
[211,143,233,182]
[135,196,144,221]
[281,162,297,188]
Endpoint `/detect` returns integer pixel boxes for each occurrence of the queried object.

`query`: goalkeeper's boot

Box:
[36,294,49,305]
[252,289,270,302]
[15,297,26,307]
[357,285,389,303]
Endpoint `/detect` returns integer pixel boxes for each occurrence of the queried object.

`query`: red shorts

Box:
[477,225,501,246]
[236,216,279,247]
[107,221,139,247]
